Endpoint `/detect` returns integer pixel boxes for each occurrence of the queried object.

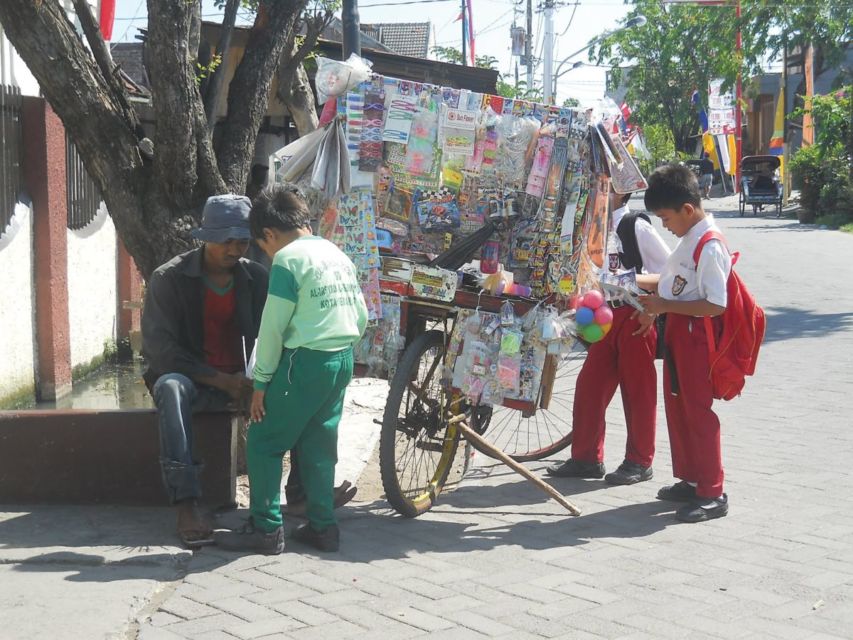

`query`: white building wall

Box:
[0,203,35,400]
[66,203,117,370]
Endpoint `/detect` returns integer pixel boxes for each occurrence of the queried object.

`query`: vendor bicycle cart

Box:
[373,276,587,518]
[739,155,783,217]
[274,57,648,519]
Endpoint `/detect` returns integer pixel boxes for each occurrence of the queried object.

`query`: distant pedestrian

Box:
[698,154,714,199]
[639,164,732,523]
[215,186,367,555]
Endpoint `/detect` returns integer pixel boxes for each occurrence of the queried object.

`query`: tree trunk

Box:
[204,0,241,129]
[216,1,307,192]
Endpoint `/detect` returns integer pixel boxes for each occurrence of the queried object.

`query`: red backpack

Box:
[693,231,766,401]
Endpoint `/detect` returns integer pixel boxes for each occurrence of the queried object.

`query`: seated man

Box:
[142,194,355,547]
[142,194,269,547]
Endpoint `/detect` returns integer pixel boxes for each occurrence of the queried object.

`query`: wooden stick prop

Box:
[539,354,559,411]
[449,414,581,516]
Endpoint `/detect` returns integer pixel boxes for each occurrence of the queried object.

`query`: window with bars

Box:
[66,134,101,230]
[0,84,23,239]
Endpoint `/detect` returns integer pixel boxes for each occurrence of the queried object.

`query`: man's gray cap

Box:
[191,194,252,243]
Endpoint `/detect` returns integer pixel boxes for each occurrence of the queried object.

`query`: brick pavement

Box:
[138,199,853,639]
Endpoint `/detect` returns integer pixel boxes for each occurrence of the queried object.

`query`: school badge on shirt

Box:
[672,275,687,296]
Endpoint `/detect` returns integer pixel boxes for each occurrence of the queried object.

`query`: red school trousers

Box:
[663,314,724,498]
[571,305,658,467]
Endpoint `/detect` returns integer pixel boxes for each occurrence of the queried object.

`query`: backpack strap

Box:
[692,230,727,267]
[616,212,651,273]
[692,229,731,362]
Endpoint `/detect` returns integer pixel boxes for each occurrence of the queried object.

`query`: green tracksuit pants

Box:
[248,347,353,533]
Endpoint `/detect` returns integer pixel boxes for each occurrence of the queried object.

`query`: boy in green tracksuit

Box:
[215,186,368,555]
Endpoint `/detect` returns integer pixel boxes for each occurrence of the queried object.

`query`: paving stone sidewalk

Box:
[4,198,852,639]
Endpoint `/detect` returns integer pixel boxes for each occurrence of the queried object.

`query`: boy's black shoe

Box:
[214,518,285,555]
[656,480,697,502]
[604,460,653,485]
[676,494,728,523]
[545,459,605,479]
[292,523,340,552]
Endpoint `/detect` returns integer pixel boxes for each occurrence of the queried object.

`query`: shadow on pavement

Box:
[764,306,853,343]
[0,505,232,582]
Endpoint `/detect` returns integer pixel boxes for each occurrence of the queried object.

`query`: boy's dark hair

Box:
[249,186,311,239]
[644,163,702,211]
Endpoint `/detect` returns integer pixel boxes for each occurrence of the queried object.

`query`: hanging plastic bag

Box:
[310,118,351,197]
[314,54,373,105]
[273,126,326,183]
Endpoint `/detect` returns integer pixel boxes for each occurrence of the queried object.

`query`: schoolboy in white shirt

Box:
[547,191,671,485]
[639,164,732,523]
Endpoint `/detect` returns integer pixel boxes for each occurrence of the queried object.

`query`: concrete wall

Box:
[66,202,117,371]
[0,29,39,96]
[0,202,36,403]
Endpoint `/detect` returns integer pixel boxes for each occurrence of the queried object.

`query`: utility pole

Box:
[342,0,361,57]
[461,0,467,65]
[543,0,554,103]
[525,0,533,91]
[734,0,742,193]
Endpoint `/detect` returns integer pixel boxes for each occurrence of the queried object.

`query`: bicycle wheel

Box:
[380,330,460,517]
[468,340,587,462]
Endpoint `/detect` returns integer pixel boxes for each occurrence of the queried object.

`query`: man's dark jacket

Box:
[141,247,269,390]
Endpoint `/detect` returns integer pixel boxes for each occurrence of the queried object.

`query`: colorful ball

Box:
[575,306,595,326]
[594,305,614,326]
[601,322,612,335]
[582,289,605,310]
[581,323,605,343]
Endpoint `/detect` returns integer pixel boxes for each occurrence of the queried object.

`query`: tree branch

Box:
[216,0,308,192]
[204,0,241,128]
[276,13,331,136]
[146,0,220,207]
[70,0,141,132]
[0,0,141,197]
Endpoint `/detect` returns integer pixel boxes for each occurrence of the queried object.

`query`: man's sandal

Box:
[178,528,215,549]
[282,481,358,516]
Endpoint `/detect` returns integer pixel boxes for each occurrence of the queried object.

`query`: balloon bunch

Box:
[571,289,613,343]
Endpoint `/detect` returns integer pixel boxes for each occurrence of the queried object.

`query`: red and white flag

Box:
[99,0,116,40]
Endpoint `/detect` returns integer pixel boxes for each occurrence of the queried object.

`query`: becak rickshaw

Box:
[739,155,783,217]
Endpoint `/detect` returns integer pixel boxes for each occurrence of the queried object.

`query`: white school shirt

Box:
[611,205,672,274]
[658,215,731,308]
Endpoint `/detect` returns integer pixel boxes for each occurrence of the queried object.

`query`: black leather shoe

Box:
[214,518,284,555]
[604,460,653,485]
[676,494,728,523]
[293,523,340,552]
[656,481,697,502]
[545,459,605,479]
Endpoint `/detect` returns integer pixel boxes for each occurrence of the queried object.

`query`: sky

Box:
[112,0,632,104]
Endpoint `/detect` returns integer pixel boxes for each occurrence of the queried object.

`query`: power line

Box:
[116,0,144,42]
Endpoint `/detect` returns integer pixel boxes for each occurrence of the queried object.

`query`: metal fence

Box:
[0,84,23,237]
[66,133,101,230]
